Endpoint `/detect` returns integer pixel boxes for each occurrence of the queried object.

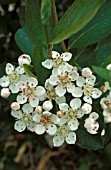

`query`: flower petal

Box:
[56,96,66,104]
[29,97,39,107]
[0,76,10,87]
[33,114,41,123]
[67,83,75,93]
[46,124,57,135]
[17,93,27,104]
[9,84,19,93]
[89,112,99,120]
[52,51,60,58]
[61,52,72,61]
[35,124,46,135]
[76,76,85,87]
[66,132,76,144]
[70,98,81,109]
[83,95,92,104]
[53,135,64,147]
[14,120,26,132]
[28,77,38,87]
[72,87,83,97]
[49,75,59,86]
[42,59,53,69]
[92,88,102,99]
[11,110,23,119]
[22,103,33,114]
[15,66,24,74]
[55,85,66,97]
[36,86,46,96]
[27,122,36,132]
[59,103,69,112]
[5,63,14,74]
[86,75,96,86]
[68,70,79,81]
[59,115,68,126]
[68,119,79,131]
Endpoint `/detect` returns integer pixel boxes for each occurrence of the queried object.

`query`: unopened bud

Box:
[11,102,20,111]
[82,67,92,78]
[43,101,53,111]
[73,66,78,71]
[1,88,10,98]
[35,106,42,113]
[57,110,64,117]
[81,103,92,114]
[18,54,31,66]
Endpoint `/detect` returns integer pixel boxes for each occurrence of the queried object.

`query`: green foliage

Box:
[32,45,51,84]
[15,27,35,56]
[92,66,111,84]
[50,0,105,44]
[0,0,17,4]
[41,0,51,24]
[25,0,47,47]
[68,1,111,49]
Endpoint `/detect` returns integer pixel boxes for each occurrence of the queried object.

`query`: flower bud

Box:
[43,101,53,111]
[81,103,92,114]
[11,102,20,111]
[18,54,31,66]
[1,88,10,98]
[57,110,64,117]
[82,67,92,78]
[35,106,42,113]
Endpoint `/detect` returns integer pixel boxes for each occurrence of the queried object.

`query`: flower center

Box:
[21,113,32,124]
[40,115,53,126]
[83,84,93,96]
[52,57,63,68]
[65,108,78,120]
[47,88,57,100]
[58,74,71,87]
[56,125,70,138]
[8,71,19,84]
[22,83,36,98]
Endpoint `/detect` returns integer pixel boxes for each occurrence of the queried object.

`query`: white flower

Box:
[1,88,10,98]
[48,65,79,97]
[11,103,36,132]
[58,98,84,131]
[42,51,72,69]
[82,67,92,78]
[18,54,31,66]
[33,111,59,135]
[16,77,46,107]
[72,75,102,104]
[43,101,53,111]
[53,125,76,147]
[81,103,92,114]
[11,102,20,111]
[84,112,99,134]
[45,78,66,104]
[0,63,26,93]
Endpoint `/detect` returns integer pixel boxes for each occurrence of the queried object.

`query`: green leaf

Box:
[92,66,111,84]
[15,27,35,56]
[69,1,111,49]
[79,164,89,170]
[50,0,105,44]
[32,45,50,84]
[23,64,36,78]
[0,62,6,77]
[26,0,47,47]
[41,0,51,24]
[77,125,103,150]
[102,124,111,146]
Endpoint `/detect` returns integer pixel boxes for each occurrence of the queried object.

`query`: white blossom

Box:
[82,67,92,78]
[11,102,20,111]
[81,103,92,114]
[43,100,53,111]
[72,75,102,104]
[16,77,46,107]
[11,103,36,132]
[42,51,72,69]
[53,125,76,147]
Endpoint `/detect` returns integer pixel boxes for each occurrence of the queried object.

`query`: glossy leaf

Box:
[92,66,111,84]
[77,125,103,150]
[23,64,36,78]
[32,45,51,84]
[26,0,47,47]
[15,27,35,56]
[69,1,111,49]
[50,0,105,44]
[41,0,51,24]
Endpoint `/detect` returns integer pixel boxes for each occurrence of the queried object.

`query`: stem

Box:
[52,0,67,52]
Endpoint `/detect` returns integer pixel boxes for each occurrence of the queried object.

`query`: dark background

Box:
[0,0,111,169]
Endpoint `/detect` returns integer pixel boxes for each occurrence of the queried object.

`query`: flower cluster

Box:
[1,51,110,147]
